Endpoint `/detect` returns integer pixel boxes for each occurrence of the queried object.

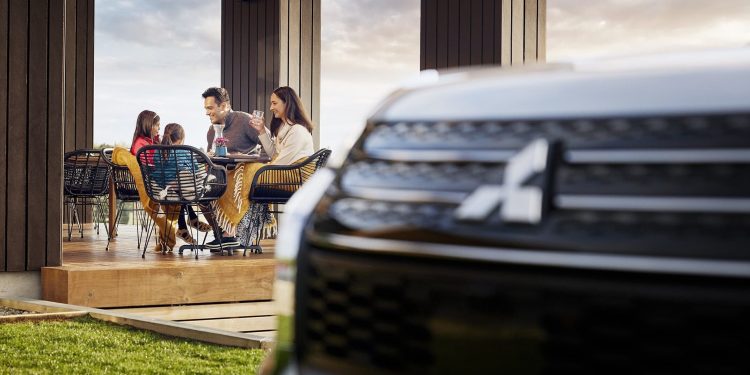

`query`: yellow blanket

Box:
[211,161,266,236]
[112,147,268,246]
[112,147,180,249]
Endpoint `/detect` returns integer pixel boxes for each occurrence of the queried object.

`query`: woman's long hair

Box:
[160,123,185,159]
[269,86,314,137]
[132,110,160,145]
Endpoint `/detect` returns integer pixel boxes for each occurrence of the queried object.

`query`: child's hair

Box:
[161,123,185,145]
[132,110,160,144]
[160,123,185,160]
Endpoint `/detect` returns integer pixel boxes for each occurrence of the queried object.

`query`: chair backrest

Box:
[64,149,111,197]
[250,148,332,203]
[102,148,140,202]
[136,145,227,204]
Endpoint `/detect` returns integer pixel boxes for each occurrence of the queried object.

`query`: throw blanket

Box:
[211,162,276,236]
[112,147,180,249]
[112,147,277,248]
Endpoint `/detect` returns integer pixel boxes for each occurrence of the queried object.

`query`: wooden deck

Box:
[42,225,276,308]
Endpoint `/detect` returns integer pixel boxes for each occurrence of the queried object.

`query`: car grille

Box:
[297,247,750,374]
[318,113,750,260]
[297,112,750,373]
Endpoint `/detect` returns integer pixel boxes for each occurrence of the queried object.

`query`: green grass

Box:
[0,316,268,374]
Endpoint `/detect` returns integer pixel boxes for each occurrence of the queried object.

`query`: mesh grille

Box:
[299,248,750,374]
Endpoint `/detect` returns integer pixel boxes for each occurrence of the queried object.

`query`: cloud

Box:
[96,0,221,50]
[547,0,750,59]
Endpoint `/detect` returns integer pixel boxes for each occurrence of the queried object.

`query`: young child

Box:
[152,123,212,244]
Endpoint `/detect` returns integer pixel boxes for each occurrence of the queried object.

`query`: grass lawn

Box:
[0,316,267,374]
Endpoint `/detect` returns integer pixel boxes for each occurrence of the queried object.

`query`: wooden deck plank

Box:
[111,301,277,320]
[182,316,277,332]
[42,225,277,308]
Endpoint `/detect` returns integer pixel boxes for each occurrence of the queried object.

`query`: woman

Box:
[130,110,161,160]
[249,86,314,164]
[152,123,212,245]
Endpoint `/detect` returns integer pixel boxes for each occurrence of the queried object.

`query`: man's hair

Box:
[202,87,231,105]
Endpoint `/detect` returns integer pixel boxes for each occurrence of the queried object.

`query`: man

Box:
[203,87,260,153]
[201,87,260,251]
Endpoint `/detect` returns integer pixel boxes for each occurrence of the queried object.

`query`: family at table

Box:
[117,85,314,253]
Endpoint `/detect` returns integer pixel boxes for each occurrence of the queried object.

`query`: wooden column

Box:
[0,0,82,271]
[421,0,546,70]
[222,0,321,148]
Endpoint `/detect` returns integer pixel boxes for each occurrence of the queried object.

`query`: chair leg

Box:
[66,201,74,241]
[106,200,125,251]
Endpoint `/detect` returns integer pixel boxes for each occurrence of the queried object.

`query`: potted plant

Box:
[214,137,229,156]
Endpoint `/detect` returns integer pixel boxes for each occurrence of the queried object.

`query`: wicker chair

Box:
[240,148,332,255]
[63,149,112,241]
[102,149,152,251]
[136,145,228,258]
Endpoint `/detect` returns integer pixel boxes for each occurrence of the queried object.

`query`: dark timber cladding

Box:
[222,0,321,148]
[421,0,547,69]
[0,0,91,272]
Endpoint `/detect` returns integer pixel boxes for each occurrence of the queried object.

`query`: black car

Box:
[268,50,750,374]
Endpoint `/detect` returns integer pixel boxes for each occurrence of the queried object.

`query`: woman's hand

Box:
[249,115,265,134]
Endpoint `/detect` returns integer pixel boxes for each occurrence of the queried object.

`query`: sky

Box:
[94,0,750,152]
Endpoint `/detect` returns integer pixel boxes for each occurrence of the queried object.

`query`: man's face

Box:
[204,97,229,124]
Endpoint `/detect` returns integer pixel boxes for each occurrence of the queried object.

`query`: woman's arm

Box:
[258,128,275,157]
[271,125,313,165]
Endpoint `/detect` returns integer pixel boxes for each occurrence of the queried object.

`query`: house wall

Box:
[421,0,546,69]
[222,0,321,148]
[0,0,93,272]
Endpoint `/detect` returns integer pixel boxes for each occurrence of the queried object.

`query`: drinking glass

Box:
[252,110,264,120]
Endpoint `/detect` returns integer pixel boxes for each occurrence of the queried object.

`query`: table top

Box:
[210,153,271,165]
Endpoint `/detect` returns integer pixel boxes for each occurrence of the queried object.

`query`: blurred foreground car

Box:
[269,50,750,374]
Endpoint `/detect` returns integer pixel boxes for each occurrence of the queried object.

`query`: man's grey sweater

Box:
[206,110,261,154]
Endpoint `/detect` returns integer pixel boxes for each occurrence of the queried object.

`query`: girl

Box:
[130,110,161,163]
[152,123,212,244]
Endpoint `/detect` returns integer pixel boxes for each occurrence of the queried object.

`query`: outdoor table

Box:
[210,153,271,169]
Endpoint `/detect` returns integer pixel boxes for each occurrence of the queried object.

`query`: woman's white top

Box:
[258,123,314,165]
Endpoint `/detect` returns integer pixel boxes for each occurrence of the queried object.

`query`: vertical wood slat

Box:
[300,0,312,115]
[524,0,537,62]
[232,0,241,105]
[27,0,49,270]
[223,0,233,101]
[537,0,546,62]
[47,0,64,267]
[435,0,447,69]
[64,0,76,153]
[75,0,86,150]
[247,0,258,111]
[423,0,436,69]
[510,0,524,65]
[265,0,275,115]
[458,0,471,66]
[500,0,512,65]
[86,0,93,147]
[470,0,483,65]
[419,0,425,70]
[278,0,288,86]
[482,0,495,65]
[447,0,460,67]
[0,0,9,271]
[256,0,267,111]
[7,0,28,271]
[240,0,249,113]
[312,0,320,148]
[287,0,300,93]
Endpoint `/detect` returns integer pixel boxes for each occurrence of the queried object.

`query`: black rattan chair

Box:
[102,149,152,251]
[137,145,228,258]
[63,149,112,241]
[240,148,331,255]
